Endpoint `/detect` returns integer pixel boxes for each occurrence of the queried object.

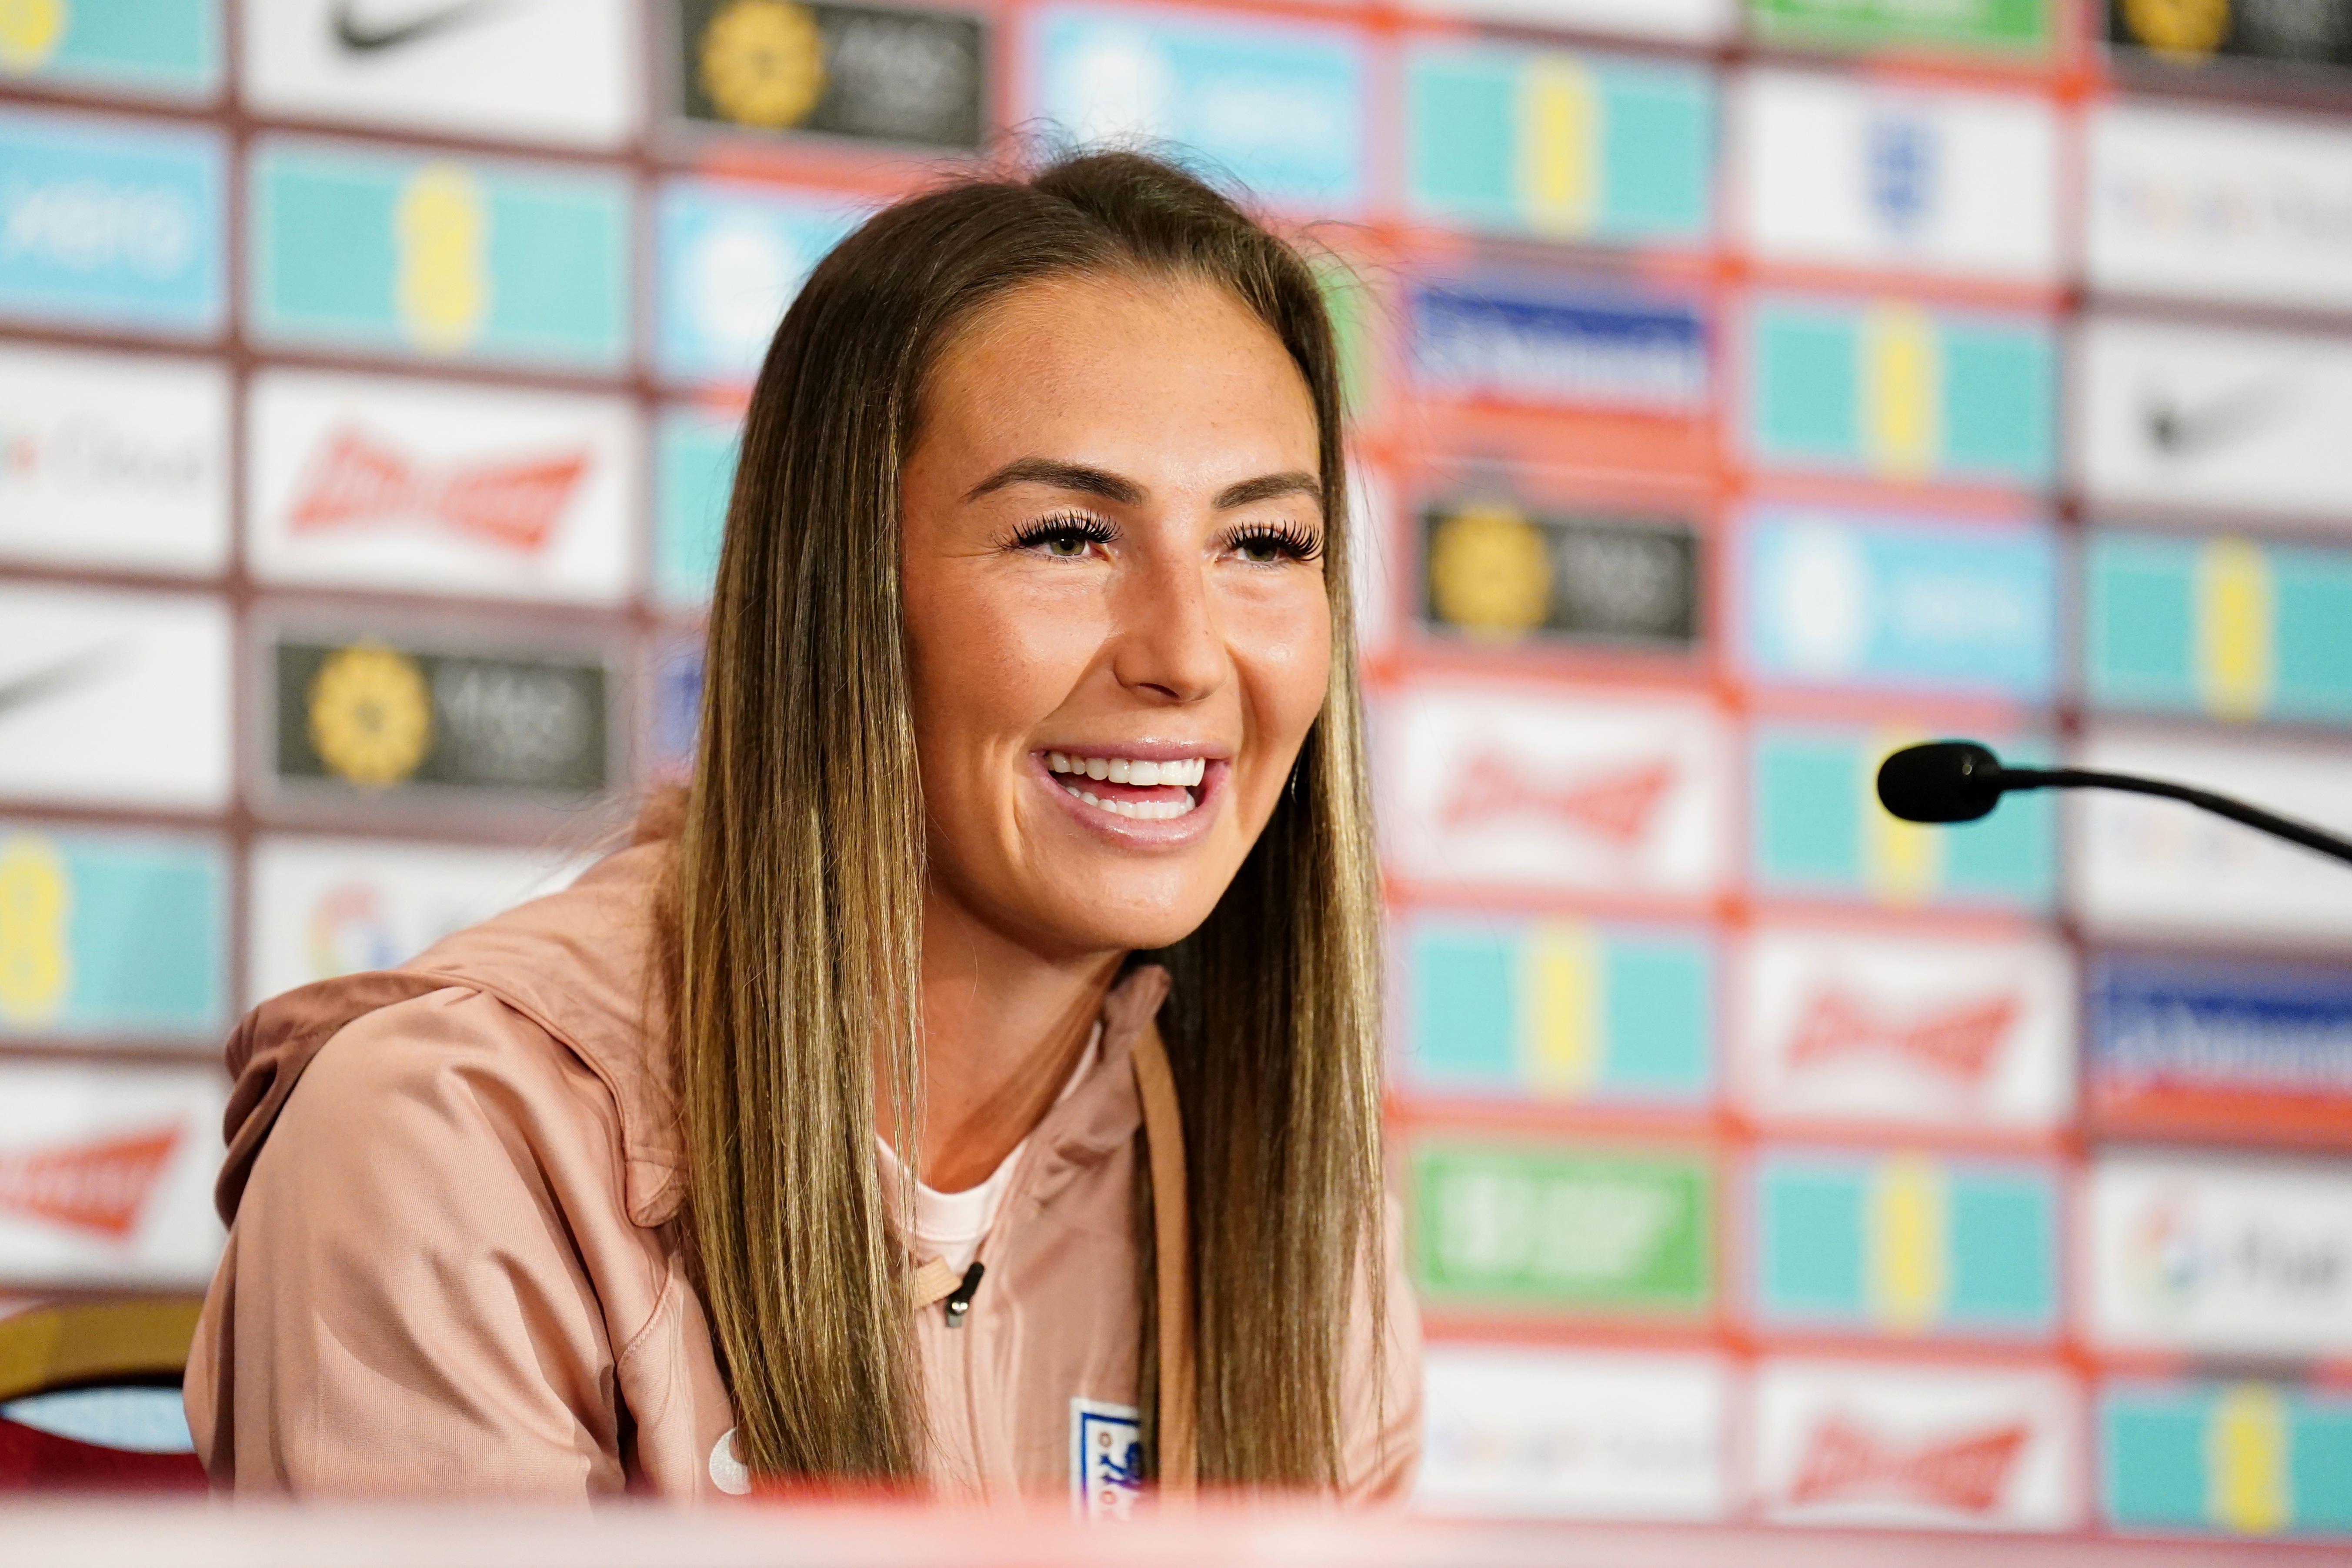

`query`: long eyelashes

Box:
[1005,509,1117,554]
[1225,521,1323,564]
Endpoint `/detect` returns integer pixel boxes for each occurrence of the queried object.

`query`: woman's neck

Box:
[898,882,1126,1193]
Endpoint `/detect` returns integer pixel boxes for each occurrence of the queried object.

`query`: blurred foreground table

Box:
[3,1501,2344,1568]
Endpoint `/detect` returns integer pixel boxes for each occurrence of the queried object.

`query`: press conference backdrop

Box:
[3,0,2351,1539]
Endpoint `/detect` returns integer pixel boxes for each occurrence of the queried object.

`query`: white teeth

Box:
[1044,753,1209,788]
[1060,784,1198,822]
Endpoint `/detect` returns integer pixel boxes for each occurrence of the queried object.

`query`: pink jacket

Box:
[183,835,1421,1503]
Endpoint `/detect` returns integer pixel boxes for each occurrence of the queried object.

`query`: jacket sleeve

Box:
[185,988,634,1498]
[1340,1194,1425,1504]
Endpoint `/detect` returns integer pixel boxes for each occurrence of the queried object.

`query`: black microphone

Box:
[1875,740,2352,868]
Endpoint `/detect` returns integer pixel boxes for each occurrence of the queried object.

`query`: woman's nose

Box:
[1108,549,1225,705]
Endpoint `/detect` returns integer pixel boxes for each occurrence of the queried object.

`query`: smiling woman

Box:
[183,151,1419,1505]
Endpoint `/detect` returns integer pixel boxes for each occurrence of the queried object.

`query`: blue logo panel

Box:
[1740,506,2056,700]
[249,139,630,371]
[654,405,743,610]
[1405,42,1714,246]
[1410,277,1708,413]
[1399,911,1715,1107]
[1031,6,1368,214]
[0,826,227,1043]
[1751,1148,2059,1341]
[0,108,224,334]
[0,0,219,99]
[1750,724,2055,911]
[655,180,861,387]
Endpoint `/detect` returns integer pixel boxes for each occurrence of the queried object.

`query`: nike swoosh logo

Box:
[333,0,512,54]
[0,642,127,725]
[2141,374,2294,459]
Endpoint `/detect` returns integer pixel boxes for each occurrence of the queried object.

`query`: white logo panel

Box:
[0,1064,226,1288]
[2069,729,2352,944]
[0,586,231,811]
[247,835,588,1004]
[2087,103,2352,314]
[2089,1152,2352,1360]
[1376,680,1730,899]
[241,0,640,148]
[0,344,229,573]
[1416,1344,1728,1519]
[1735,70,2060,284]
[2075,314,2352,530]
[248,370,637,604]
[1398,0,1733,41]
[1750,1359,2081,1531]
[1735,926,2074,1130]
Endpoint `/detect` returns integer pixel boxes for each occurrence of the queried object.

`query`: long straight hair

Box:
[670,151,1385,1487]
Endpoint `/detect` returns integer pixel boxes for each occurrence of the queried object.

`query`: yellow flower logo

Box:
[1428,503,1553,641]
[0,0,66,76]
[309,642,433,788]
[701,0,828,129]
[2121,0,2232,59]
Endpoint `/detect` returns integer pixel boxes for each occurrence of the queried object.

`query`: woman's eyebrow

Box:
[1214,471,1320,510]
[964,457,1145,504]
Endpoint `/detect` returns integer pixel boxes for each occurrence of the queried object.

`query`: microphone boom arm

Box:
[1998,765,2352,868]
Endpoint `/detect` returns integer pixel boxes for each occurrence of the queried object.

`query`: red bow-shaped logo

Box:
[289,427,590,552]
[0,1124,183,1241]
[1789,1412,2029,1514]
[1441,752,1675,848]
[1786,989,2019,1084]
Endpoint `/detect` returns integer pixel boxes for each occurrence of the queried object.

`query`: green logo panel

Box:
[1748,0,2051,53]
[1410,1138,1713,1315]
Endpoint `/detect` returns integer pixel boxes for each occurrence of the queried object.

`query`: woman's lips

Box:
[1039,750,1225,828]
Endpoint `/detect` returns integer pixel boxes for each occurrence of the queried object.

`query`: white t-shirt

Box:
[878,1024,1101,1273]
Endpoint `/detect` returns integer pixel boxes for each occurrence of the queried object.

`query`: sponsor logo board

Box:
[2088,953,2352,1145]
[0,343,228,573]
[269,629,615,805]
[2103,1379,2352,1538]
[1736,926,2074,1131]
[2088,102,2352,315]
[0,0,220,98]
[0,1064,225,1286]
[248,835,585,1002]
[1376,679,1730,901]
[1751,1359,2081,1530]
[674,0,988,152]
[1031,5,1368,215]
[0,585,230,811]
[2089,1151,2352,1360]
[2108,0,2352,85]
[1744,295,2056,489]
[1397,911,1714,1107]
[1735,70,2060,284]
[1417,1345,1729,1519]
[243,0,638,148]
[249,137,630,371]
[1400,0,1732,42]
[1405,42,1714,247]
[656,179,861,387]
[1747,0,2054,53]
[1750,724,2055,911]
[0,107,224,335]
[655,405,742,609]
[1411,1136,1714,1316]
[0,827,226,1044]
[2085,530,2352,725]
[1409,278,1709,416]
[2075,315,2352,530]
[2069,728,2352,944]
[1421,498,1700,652]
[647,636,705,778]
[247,369,636,604]
[1738,505,2055,700]
[1751,1148,2060,1340]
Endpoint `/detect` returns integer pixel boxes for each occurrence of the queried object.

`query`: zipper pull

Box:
[942,1261,985,1328]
